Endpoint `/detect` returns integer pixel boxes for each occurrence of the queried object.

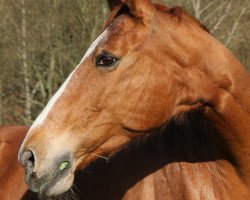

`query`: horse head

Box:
[18,0,248,197]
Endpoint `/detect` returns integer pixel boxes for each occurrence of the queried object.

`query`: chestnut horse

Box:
[18,0,250,199]
[0,126,29,199]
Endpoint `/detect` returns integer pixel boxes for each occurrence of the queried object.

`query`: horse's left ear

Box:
[107,0,123,11]
[122,0,155,24]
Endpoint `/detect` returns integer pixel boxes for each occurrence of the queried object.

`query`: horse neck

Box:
[122,112,250,199]
[74,112,249,200]
[201,43,250,183]
[205,89,250,183]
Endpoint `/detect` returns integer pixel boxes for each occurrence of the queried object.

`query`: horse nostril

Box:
[22,150,35,174]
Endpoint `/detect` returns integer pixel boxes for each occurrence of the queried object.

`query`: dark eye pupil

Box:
[96,54,118,67]
[101,56,114,65]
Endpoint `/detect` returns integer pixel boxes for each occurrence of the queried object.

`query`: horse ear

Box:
[121,0,155,24]
[107,0,122,11]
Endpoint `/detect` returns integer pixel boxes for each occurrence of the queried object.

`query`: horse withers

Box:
[18,0,250,199]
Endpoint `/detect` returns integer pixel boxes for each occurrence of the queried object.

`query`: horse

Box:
[0,126,30,200]
[18,0,250,199]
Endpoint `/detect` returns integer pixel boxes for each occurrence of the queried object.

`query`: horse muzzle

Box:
[19,149,73,196]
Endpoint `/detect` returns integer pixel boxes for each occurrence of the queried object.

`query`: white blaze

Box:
[27,29,109,134]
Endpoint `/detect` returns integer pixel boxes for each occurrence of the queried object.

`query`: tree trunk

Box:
[192,0,201,19]
[47,50,56,99]
[21,0,32,123]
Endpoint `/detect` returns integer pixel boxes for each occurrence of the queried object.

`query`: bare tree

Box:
[0,0,248,125]
[20,0,32,123]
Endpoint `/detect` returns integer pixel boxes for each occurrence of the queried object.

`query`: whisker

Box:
[71,188,79,200]
[73,183,88,200]
[73,183,80,193]
[90,153,109,162]
[68,188,73,200]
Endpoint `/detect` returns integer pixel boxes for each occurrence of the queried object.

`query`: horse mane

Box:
[122,110,236,166]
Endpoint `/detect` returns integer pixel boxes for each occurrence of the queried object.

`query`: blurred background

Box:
[0,0,249,125]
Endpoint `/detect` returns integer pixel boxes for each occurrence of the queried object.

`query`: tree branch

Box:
[225,8,246,47]
[211,2,232,34]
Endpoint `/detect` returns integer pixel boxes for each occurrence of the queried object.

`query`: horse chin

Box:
[39,174,74,199]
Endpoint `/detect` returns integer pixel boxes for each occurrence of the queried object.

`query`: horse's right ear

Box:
[122,0,155,25]
[107,0,155,26]
[107,0,123,11]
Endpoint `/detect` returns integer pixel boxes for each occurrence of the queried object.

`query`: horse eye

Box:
[96,53,119,67]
